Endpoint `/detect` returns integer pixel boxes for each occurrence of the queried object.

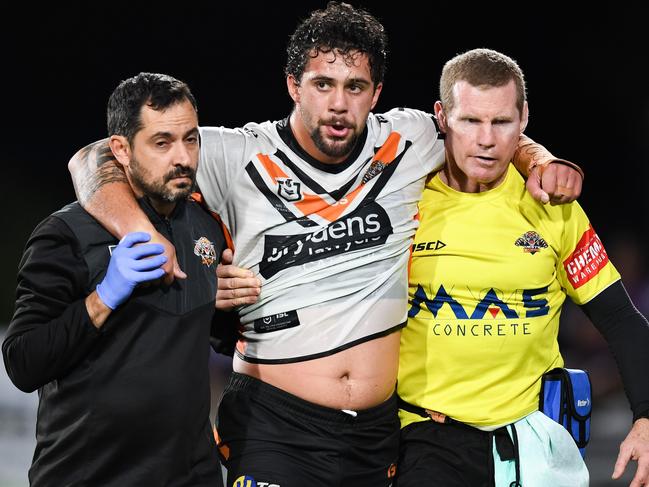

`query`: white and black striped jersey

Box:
[197,108,444,363]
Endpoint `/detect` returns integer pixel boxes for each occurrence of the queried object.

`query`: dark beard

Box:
[130,159,196,203]
[310,127,359,160]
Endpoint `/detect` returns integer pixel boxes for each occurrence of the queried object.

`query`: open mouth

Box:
[324,122,351,138]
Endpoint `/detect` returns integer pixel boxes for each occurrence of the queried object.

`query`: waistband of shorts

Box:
[226,372,397,425]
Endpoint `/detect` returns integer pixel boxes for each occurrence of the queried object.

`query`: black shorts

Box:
[395,420,517,487]
[216,372,400,487]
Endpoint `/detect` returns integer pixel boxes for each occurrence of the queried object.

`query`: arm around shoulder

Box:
[68,139,182,281]
[68,139,152,236]
[513,134,584,205]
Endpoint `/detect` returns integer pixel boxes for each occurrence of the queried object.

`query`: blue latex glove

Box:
[96,232,167,310]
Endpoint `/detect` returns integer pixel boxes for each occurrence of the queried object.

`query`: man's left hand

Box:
[526,161,583,205]
[612,418,649,486]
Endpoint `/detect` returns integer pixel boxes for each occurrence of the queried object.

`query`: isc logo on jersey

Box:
[233,475,281,487]
[412,240,446,252]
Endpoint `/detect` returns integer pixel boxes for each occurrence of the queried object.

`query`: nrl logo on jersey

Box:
[277,178,302,202]
[194,236,216,266]
[515,231,548,255]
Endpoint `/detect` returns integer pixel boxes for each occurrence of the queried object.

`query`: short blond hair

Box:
[439,48,526,115]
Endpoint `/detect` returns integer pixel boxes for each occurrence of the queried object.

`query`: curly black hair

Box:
[285,2,388,86]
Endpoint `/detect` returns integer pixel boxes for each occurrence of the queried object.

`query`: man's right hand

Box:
[215,249,261,310]
[147,231,187,284]
[612,418,649,486]
[96,232,168,309]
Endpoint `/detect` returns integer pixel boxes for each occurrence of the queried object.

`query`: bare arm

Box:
[69,139,150,236]
[68,140,184,280]
[512,135,584,205]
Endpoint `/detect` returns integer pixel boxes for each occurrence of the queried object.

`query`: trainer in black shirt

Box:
[3,73,225,487]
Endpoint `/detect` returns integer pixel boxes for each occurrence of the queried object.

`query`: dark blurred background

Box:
[1,3,647,486]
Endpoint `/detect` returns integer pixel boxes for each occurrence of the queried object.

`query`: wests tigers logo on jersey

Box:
[515,231,548,255]
[193,237,216,267]
[361,160,387,184]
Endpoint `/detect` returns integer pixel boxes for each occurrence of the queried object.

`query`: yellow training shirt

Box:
[398,165,620,429]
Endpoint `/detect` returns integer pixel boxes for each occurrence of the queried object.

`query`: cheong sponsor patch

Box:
[563,225,609,289]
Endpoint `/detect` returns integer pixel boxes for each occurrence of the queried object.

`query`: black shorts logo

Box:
[233,475,281,487]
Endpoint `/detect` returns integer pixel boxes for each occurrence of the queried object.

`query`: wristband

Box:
[531,158,585,180]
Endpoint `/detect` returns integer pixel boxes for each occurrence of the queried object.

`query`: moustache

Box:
[164,167,196,183]
[320,118,354,129]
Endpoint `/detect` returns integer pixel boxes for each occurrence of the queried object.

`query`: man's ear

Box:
[286,75,300,104]
[108,135,131,167]
[433,101,447,133]
[370,82,383,110]
[520,101,529,133]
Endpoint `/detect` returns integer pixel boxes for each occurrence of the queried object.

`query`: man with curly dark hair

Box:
[285,2,387,88]
[67,3,583,485]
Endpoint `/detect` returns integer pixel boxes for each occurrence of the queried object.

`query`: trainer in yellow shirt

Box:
[399,164,619,429]
[396,49,649,487]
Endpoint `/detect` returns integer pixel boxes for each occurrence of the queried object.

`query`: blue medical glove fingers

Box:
[136,268,167,282]
[130,254,168,273]
[112,244,165,278]
[125,243,165,260]
[119,231,154,248]
[96,232,167,310]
